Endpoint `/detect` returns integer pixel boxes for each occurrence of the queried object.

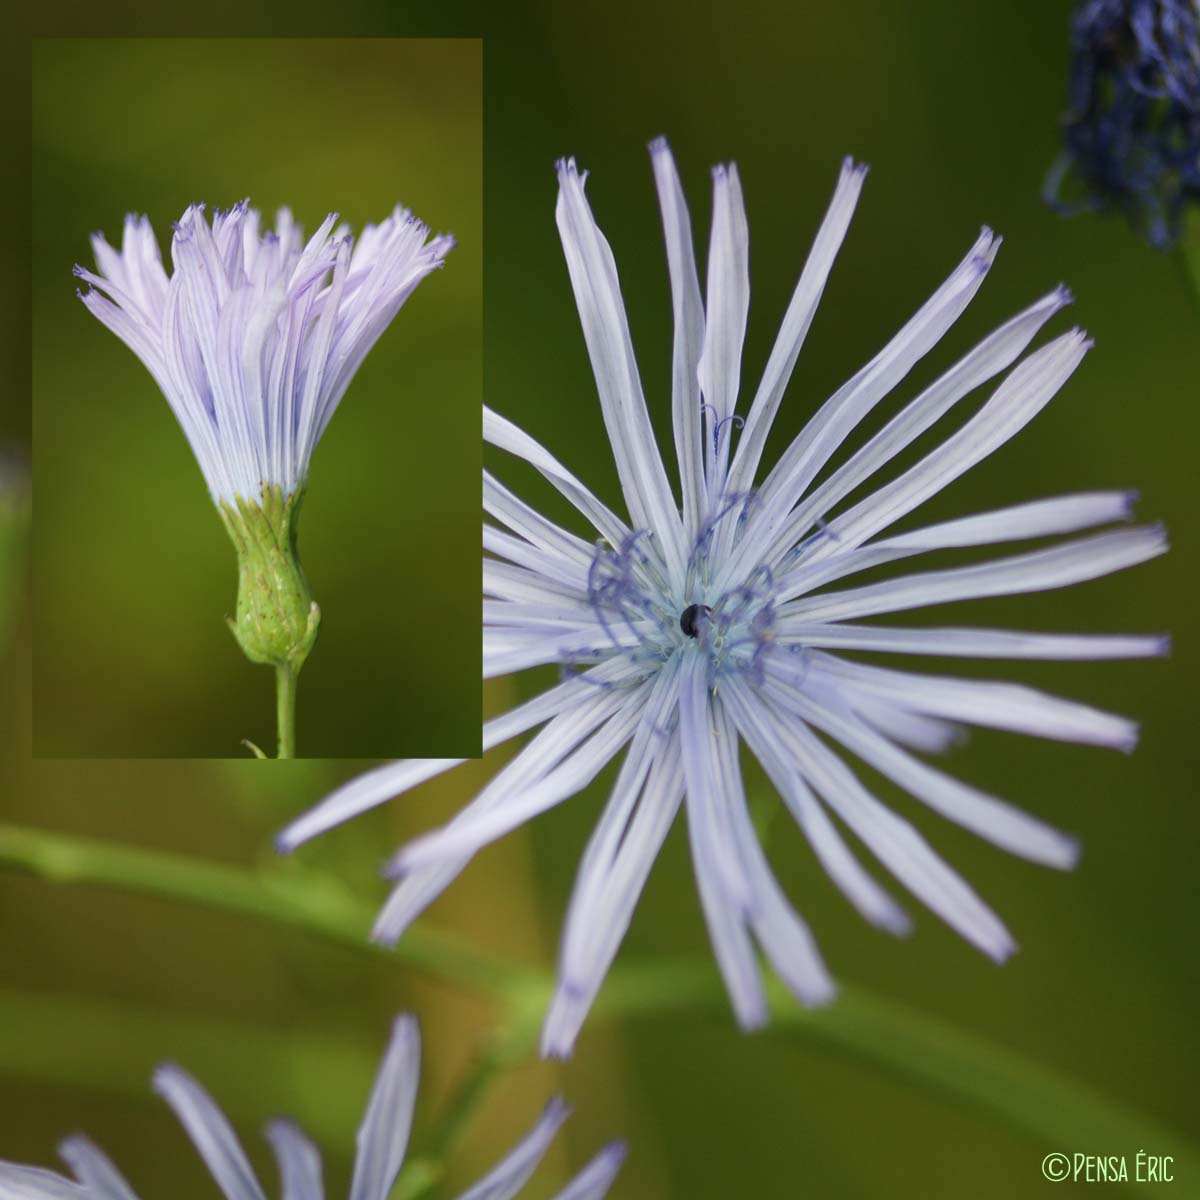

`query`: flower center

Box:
[575,525,781,687]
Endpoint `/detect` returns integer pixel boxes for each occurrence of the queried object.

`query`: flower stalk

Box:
[218,485,320,757]
[2,819,1198,1182]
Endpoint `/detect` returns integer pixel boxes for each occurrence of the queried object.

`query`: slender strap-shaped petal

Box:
[725,157,868,500]
[294,237,351,475]
[779,524,1167,626]
[485,407,630,549]
[0,1164,85,1199]
[722,675,911,933]
[774,490,1142,604]
[710,695,836,1007]
[880,490,1139,552]
[677,650,754,910]
[483,626,644,678]
[484,470,595,568]
[319,223,453,438]
[162,272,239,499]
[775,488,1144,605]
[779,676,1079,867]
[483,559,592,608]
[372,685,650,943]
[484,526,590,592]
[650,138,706,539]
[57,1138,139,1200]
[758,286,1074,566]
[75,286,174,400]
[809,329,1092,557]
[697,163,750,502]
[482,661,643,754]
[153,1066,269,1200]
[852,696,965,754]
[549,1143,629,1200]
[484,600,608,631]
[807,653,1139,749]
[88,214,169,320]
[723,227,1000,585]
[555,159,687,580]
[758,684,1016,961]
[677,651,768,1027]
[386,689,649,875]
[452,1098,570,1200]
[543,665,685,1057]
[781,621,1168,660]
[264,1121,325,1200]
[347,1014,420,1200]
[276,759,466,852]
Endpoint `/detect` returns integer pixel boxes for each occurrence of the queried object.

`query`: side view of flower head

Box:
[279,140,1167,1059]
[1045,0,1200,247]
[76,201,453,755]
[0,1013,625,1200]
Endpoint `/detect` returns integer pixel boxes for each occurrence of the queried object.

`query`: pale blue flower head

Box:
[1046,0,1200,247]
[75,201,453,504]
[279,141,1167,1059]
[0,1014,625,1200]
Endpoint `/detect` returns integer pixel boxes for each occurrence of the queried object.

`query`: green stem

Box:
[588,962,1200,1182]
[3,823,1198,1187]
[0,987,377,1144]
[276,663,297,758]
[0,823,528,1000]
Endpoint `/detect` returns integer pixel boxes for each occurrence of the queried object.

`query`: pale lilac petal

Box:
[724,227,1001,585]
[697,162,750,499]
[0,1164,85,1199]
[809,653,1139,750]
[484,470,596,569]
[276,759,465,852]
[649,137,706,538]
[710,695,836,1006]
[761,687,1017,961]
[724,675,911,933]
[726,157,868,499]
[57,1138,140,1200]
[783,680,1080,867]
[484,406,631,548]
[452,1098,570,1200]
[678,652,767,1027]
[348,1014,419,1200]
[544,665,686,1057]
[153,1066,268,1200]
[555,159,687,579]
[811,330,1093,556]
[373,686,650,944]
[780,525,1167,625]
[759,287,1075,564]
[549,1143,628,1200]
[264,1121,324,1200]
[387,696,647,874]
[783,622,1167,660]
[773,490,1143,605]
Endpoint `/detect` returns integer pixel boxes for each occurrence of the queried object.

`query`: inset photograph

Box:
[32,37,481,758]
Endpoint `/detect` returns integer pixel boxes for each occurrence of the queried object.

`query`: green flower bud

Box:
[218,485,320,673]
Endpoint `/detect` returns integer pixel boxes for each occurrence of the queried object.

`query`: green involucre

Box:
[219,484,320,673]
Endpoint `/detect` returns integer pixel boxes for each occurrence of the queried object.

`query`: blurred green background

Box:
[3,3,1199,1199]
[31,38,481,757]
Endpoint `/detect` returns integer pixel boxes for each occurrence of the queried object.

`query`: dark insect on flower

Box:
[679,603,713,638]
[1045,0,1200,248]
